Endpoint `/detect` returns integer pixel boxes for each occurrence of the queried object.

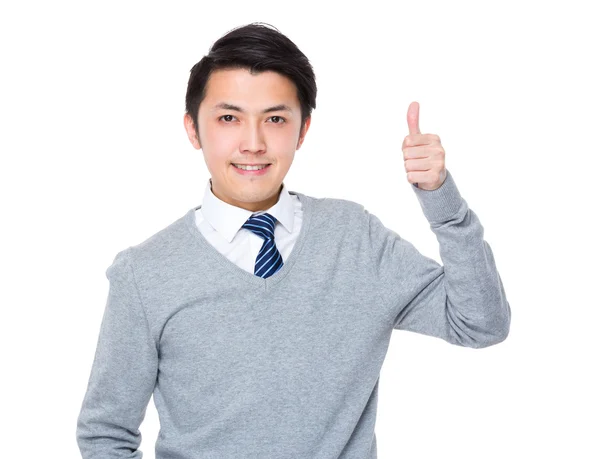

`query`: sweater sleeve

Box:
[76,247,159,458]
[367,169,511,348]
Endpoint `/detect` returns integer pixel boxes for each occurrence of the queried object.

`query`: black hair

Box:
[184,22,317,139]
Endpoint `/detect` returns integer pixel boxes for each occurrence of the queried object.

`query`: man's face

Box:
[184,68,310,212]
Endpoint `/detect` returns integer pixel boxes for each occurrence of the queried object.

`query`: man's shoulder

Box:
[296,191,367,217]
[110,208,193,271]
[140,209,190,248]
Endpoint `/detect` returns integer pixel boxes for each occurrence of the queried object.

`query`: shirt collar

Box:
[200,178,296,243]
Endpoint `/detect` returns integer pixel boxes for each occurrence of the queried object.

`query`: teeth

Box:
[233,164,268,171]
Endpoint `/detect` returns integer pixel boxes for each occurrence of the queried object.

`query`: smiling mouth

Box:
[232,163,272,170]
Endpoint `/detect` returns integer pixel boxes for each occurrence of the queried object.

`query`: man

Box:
[76,22,511,459]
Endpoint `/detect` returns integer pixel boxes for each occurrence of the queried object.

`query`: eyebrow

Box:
[211,102,293,114]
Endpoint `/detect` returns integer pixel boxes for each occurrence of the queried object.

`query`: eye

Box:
[268,116,286,124]
[218,114,237,123]
[218,115,286,124]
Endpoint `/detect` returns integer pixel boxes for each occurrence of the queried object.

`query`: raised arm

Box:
[367,102,510,348]
[367,169,511,348]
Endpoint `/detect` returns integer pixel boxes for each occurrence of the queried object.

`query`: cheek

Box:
[204,128,235,150]
[202,134,237,164]
[273,128,301,151]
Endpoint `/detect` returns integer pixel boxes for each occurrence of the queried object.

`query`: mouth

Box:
[231,163,272,175]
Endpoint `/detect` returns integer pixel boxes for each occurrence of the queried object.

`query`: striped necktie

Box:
[241,212,284,278]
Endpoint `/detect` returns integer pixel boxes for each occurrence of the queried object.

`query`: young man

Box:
[76,22,511,459]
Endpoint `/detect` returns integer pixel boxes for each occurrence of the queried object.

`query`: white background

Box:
[2,1,598,458]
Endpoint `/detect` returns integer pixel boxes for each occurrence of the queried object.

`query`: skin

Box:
[184,68,311,212]
[402,101,447,191]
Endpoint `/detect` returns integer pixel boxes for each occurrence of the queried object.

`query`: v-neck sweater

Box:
[76,170,511,459]
[189,193,310,290]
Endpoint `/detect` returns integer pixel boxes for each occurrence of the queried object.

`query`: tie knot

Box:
[241,212,277,241]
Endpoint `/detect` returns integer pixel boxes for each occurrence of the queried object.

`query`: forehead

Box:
[203,68,300,109]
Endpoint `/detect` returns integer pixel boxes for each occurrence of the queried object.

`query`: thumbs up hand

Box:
[402,101,447,191]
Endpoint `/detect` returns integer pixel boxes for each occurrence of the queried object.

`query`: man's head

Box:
[183,23,317,212]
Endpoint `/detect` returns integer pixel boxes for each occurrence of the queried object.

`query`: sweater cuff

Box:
[411,169,464,224]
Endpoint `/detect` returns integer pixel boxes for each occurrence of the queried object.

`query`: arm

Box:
[76,248,159,458]
[368,169,511,348]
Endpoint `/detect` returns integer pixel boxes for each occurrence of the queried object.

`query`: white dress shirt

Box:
[193,179,304,275]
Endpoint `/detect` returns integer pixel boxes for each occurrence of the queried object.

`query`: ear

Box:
[183,113,202,150]
[296,116,311,149]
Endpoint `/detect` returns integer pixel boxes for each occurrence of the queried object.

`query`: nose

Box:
[239,121,266,154]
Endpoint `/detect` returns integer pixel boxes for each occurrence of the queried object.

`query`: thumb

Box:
[407,101,421,135]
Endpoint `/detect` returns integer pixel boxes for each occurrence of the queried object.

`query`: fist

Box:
[402,101,447,191]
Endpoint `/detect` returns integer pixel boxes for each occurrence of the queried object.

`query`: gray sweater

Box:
[76,169,511,458]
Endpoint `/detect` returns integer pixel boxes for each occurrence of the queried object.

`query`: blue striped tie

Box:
[241,212,284,278]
